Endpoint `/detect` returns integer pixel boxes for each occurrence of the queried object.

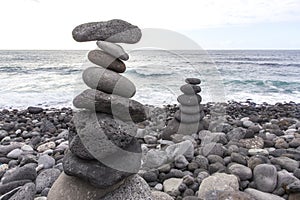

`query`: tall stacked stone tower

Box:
[48,19,154,200]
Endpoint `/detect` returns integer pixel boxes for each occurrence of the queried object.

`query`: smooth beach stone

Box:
[185,78,201,85]
[63,151,135,188]
[0,180,31,195]
[72,19,142,43]
[177,94,202,106]
[73,89,147,123]
[82,66,136,98]
[87,50,126,73]
[1,164,37,184]
[71,110,141,166]
[174,110,205,124]
[96,41,129,60]
[244,188,285,200]
[47,172,124,200]
[198,173,239,199]
[228,163,252,181]
[253,164,277,193]
[180,104,203,114]
[180,84,201,95]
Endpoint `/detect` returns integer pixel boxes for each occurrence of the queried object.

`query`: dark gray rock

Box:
[87,50,126,73]
[228,164,252,181]
[142,171,158,183]
[253,164,277,193]
[70,110,141,162]
[180,84,201,95]
[227,127,247,140]
[1,165,37,184]
[208,162,226,174]
[36,169,61,193]
[177,94,202,106]
[174,110,204,124]
[8,182,36,200]
[27,107,43,114]
[73,89,147,123]
[96,41,129,60]
[72,19,141,43]
[0,180,31,195]
[231,152,248,165]
[82,66,136,98]
[179,104,203,114]
[0,143,23,157]
[63,151,136,188]
[40,120,56,133]
[185,78,201,85]
[274,170,299,196]
[271,157,299,172]
[247,155,269,170]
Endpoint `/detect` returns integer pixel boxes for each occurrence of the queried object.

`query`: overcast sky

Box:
[1,0,300,49]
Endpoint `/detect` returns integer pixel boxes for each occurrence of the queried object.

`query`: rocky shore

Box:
[0,101,299,200]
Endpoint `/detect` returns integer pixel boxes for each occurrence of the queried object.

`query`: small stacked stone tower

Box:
[162,78,205,140]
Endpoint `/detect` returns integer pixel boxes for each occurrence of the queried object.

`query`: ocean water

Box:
[0,50,299,108]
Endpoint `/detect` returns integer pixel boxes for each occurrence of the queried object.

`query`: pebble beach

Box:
[0,101,299,199]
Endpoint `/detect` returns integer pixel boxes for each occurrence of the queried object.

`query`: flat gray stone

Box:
[63,151,136,188]
[47,172,124,200]
[87,50,126,73]
[96,41,129,60]
[177,94,202,106]
[180,84,201,95]
[271,156,299,172]
[70,110,141,163]
[253,164,277,192]
[72,19,142,43]
[1,165,37,184]
[244,188,285,200]
[82,66,136,98]
[185,78,201,85]
[174,110,205,123]
[73,89,147,123]
[179,104,203,114]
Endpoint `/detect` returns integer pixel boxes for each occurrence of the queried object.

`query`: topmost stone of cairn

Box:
[72,19,142,43]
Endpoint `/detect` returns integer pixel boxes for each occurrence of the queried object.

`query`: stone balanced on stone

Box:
[48,19,154,200]
[162,78,205,140]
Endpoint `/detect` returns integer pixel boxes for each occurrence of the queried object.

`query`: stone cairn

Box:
[162,78,205,140]
[48,19,154,200]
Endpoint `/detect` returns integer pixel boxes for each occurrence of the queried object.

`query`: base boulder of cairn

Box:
[48,19,154,200]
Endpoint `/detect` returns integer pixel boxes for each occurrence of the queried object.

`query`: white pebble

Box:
[37,141,56,152]
[15,129,22,134]
[21,144,34,151]
[154,183,163,191]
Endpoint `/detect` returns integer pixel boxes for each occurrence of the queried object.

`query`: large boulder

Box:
[198,173,239,199]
